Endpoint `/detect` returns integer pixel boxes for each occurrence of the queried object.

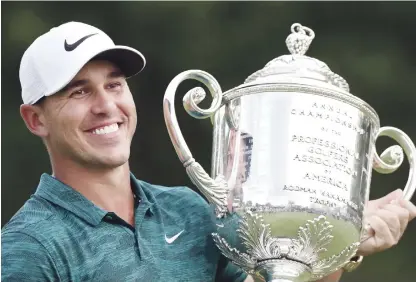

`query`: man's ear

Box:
[20,104,49,137]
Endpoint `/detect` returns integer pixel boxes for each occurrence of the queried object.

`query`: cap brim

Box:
[91,46,146,78]
[42,45,146,102]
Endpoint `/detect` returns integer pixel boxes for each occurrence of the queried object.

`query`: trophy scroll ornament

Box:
[163,23,416,281]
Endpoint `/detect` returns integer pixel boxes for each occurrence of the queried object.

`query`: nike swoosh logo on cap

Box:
[165,230,184,244]
[64,33,98,52]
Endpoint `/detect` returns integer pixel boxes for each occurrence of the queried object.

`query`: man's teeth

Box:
[92,123,119,135]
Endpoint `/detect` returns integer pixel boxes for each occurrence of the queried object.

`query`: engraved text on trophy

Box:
[285,97,364,210]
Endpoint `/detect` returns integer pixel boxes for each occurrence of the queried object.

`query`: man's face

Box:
[39,60,137,169]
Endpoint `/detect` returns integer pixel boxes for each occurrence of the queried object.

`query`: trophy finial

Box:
[245,22,350,93]
[286,23,315,56]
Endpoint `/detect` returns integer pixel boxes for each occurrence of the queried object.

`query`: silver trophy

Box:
[162,23,416,281]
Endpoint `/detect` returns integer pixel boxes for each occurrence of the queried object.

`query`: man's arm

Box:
[315,270,343,282]
[215,255,248,282]
[1,231,60,281]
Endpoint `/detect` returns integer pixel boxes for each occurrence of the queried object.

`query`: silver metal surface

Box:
[162,23,416,281]
[212,213,359,280]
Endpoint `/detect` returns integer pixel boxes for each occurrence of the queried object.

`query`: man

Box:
[2,21,416,282]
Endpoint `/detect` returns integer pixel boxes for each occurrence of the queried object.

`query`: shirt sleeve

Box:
[1,231,60,281]
[213,211,249,282]
[215,254,248,282]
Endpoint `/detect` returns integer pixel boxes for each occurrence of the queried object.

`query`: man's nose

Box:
[90,88,117,115]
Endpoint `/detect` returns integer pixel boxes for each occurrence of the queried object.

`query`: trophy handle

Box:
[163,70,228,217]
[373,126,416,201]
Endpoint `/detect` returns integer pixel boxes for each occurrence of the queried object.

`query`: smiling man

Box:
[2,21,416,282]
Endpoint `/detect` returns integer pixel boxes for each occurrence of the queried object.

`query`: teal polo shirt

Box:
[1,173,247,282]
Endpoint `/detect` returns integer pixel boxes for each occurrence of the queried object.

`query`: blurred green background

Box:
[2,1,416,281]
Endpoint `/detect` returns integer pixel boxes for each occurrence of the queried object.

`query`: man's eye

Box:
[107,82,122,89]
[70,89,87,97]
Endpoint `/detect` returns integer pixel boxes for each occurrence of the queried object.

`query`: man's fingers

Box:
[370,189,403,208]
[374,208,401,241]
[358,192,414,257]
[398,199,416,220]
[382,203,409,237]
[368,215,397,251]
[358,215,386,256]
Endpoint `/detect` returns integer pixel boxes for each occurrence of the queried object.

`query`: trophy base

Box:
[213,214,360,282]
[256,259,312,282]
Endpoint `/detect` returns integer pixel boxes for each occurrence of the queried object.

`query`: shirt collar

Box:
[34,172,154,226]
[130,173,155,217]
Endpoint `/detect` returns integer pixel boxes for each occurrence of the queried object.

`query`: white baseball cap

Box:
[19,21,146,105]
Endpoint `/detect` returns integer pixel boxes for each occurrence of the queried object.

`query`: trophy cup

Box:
[163,23,416,281]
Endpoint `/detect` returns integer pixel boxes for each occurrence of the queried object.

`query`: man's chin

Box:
[102,155,129,167]
[87,159,129,170]
[86,152,130,170]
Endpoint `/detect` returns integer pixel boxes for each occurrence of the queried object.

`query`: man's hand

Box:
[315,189,416,282]
[358,189,416,256]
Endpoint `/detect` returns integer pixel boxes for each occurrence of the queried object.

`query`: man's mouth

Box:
[90,123,120,135]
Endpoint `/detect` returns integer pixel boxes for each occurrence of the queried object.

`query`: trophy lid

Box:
[242,23,350,93]
[221,23,380,126]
